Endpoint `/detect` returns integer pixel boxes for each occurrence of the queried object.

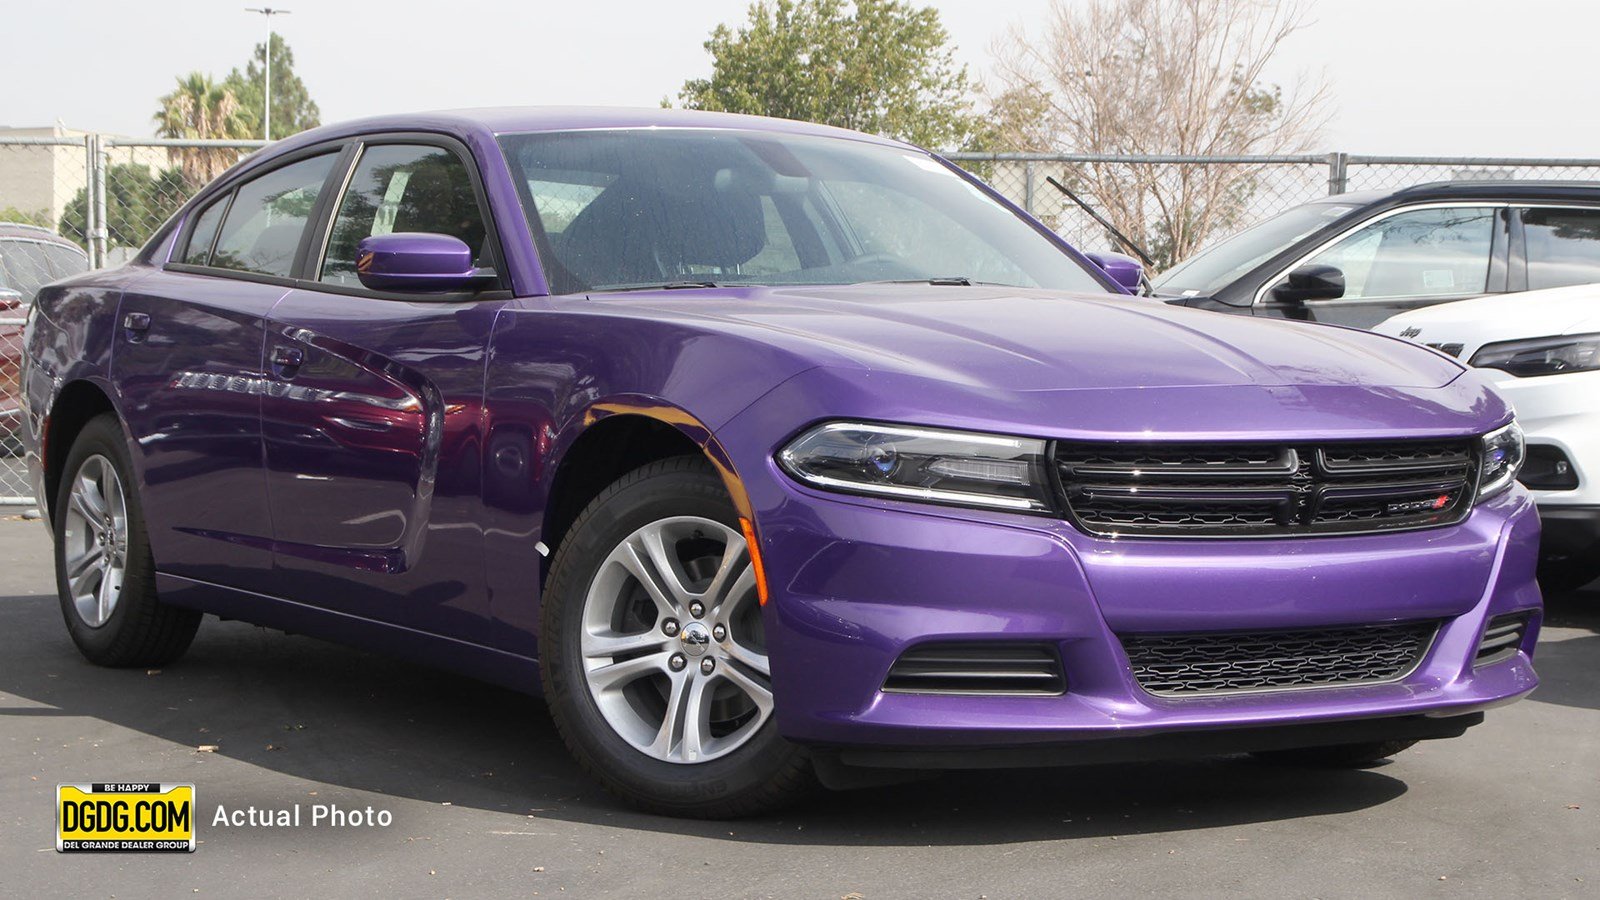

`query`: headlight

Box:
[1476,421,1525,501]
[777,422,1053,512]
[1469,333,1600,377]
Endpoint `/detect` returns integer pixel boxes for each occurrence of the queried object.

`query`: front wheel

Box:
[539,457,814,817]
[53,413,200,667]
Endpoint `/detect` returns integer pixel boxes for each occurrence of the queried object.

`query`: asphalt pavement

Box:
[1,519,1595,898]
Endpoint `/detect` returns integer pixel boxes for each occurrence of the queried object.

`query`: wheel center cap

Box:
[678,621,711,657]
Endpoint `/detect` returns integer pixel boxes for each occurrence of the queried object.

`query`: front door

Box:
[258,140,508,644]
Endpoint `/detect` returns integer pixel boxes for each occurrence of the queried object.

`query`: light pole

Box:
[243,7,291,141]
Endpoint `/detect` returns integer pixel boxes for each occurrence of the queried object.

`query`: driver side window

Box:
[320,144,491,286]
[1292,207,1497,300]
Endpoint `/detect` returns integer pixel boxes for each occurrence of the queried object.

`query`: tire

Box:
[1250,739,1418,768]
[1538,558,1600,595]
[52,413,200,667]
[539,456,815,817]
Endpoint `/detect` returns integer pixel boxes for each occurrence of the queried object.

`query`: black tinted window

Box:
[320,144,490,286]
[210,153,338,277]
[1522,208,1600,290]
[182,193,230,266]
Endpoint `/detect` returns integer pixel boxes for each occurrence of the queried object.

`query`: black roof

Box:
[1389,179,1600,202]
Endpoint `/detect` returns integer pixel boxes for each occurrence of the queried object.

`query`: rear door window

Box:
[180,193,231,266]
[209,153,340,277]
[1520,207,1600,290]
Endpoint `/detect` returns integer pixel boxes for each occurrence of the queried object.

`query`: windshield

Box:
[498,129,1109,295]
[1153,202,1360,296]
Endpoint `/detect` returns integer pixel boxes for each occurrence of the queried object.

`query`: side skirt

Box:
[154,573,540,695]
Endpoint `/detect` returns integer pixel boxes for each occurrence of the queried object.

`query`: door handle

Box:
[271,345,304,376]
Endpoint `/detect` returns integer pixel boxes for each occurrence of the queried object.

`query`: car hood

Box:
[596,283,1465,392]
[1375,284,1600,361]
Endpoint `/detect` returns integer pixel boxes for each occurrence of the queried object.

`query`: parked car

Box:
[1153,181,1600,329]
[0,224,87,452]
[1376,284,1600,591]
[24,108,1541,817]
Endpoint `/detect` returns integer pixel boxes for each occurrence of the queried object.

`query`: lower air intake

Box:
[1121,622,1437,697]
[1475,614,1531,666]
[883,643,1066,696]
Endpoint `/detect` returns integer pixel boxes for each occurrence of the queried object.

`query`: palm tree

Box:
[153,73,253,188]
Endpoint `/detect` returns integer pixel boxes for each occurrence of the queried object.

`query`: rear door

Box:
[258,137,510,644]
[115,148,344,593]
[1254,204,1509,328]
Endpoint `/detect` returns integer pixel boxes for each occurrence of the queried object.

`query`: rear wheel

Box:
[53,414,199,667]
[1251,739,1417,768]
[539,456,814,817]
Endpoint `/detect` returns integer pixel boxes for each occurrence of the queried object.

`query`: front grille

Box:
[1055,439,1478,538]
[1475,613,1531,666]
[883,642,1066,695]
[1120,622,1438,697]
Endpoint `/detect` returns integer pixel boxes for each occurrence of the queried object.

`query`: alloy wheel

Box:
[62,454,129,628]
[580,515,771,764]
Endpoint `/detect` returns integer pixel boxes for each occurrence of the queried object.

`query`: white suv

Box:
[1377,284,1600,591]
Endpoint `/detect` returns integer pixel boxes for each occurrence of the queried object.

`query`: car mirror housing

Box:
[1084,251,1145,292]
[1271,264,1345,304]
[356,232,482,293]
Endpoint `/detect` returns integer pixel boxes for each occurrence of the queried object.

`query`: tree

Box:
[59,164,189,251]
[677,0,980,150]
[0,207,52,228]
[224,33,321,141]
[154,72,253,189]
[988,0,1329,268]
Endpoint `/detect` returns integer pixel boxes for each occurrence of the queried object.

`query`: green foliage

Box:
[0,207,52,228]
[58,164,189,251]
[224,33,321,140]
[677,0,980,149]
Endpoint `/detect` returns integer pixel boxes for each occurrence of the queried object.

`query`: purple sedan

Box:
[23,108,1541,817]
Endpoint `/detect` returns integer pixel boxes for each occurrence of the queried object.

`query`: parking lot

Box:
[0,521,1593,897]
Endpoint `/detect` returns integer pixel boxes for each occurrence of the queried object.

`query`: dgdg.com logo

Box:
[57,783,196,852]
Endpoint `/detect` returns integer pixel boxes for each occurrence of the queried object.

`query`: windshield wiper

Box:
[858,277,1034,288]
[599,280,736,292]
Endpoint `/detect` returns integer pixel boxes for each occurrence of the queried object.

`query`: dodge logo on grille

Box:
[1385,494,1453,515]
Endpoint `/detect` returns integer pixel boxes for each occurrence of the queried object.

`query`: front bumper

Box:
[746,472,1542,755]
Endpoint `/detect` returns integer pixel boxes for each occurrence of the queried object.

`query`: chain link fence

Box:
[2,136,1600,505]
[945,152,1600,269]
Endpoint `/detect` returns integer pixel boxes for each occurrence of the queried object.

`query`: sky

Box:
[5,0,1599,157]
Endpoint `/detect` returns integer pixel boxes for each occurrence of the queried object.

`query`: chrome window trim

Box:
[311,142,366,280]
[1250,201,1509,307]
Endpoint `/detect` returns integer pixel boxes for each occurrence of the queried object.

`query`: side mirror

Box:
[0,287,22,310]
[1272,264,1345,304]
[1084,251,1144,293]
[356,233,482,293]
